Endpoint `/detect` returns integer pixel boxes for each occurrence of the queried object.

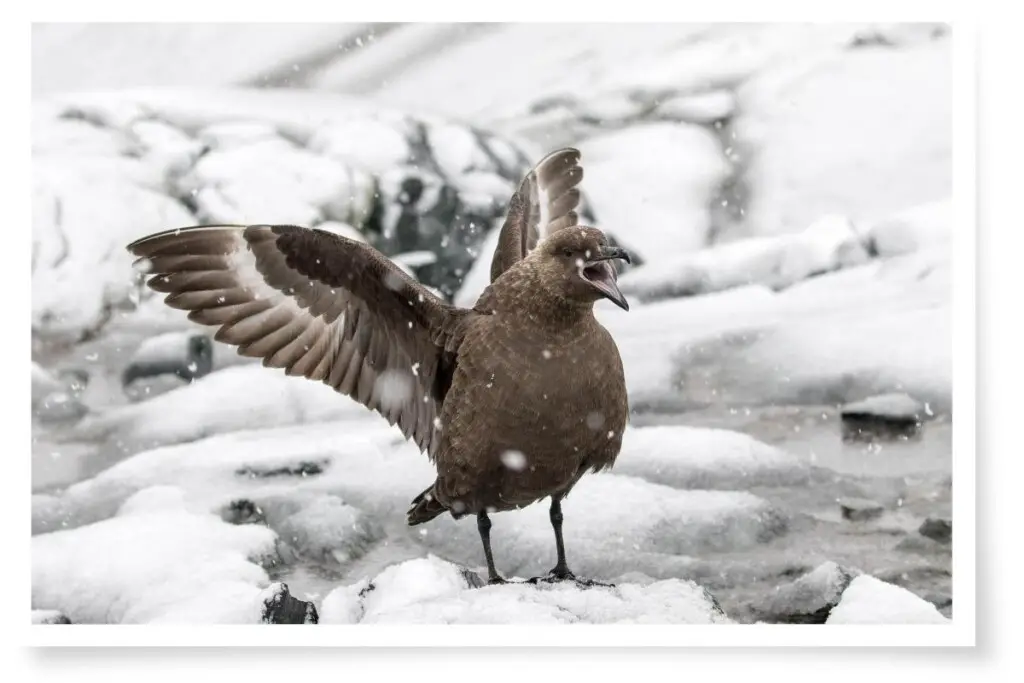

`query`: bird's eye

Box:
[561,248,573,258]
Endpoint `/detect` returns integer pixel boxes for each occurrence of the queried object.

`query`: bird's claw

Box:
[525,568,614,589]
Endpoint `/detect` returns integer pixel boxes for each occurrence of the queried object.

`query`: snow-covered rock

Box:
[121,330,214,388]
[618,213,870,302]
[580,123,730,259]
[613,425,813,489]
[826,575,950,624]
[840,392,926,442]
[417,475,788,581]
[32,420,432,534]
[68,364,366,454]
[655,90,737,124]
[858,199,951,257]
[604,246,950,412]
[748,561,858,624]
[33,487,279,624]
[320,556,730,624]
[32,88,540,341]
[31,609,71,624]
[735,39,951,238]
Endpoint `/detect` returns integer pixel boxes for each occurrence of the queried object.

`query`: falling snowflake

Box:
[586,412,605,430]
[542,349,552,360]
[411,362,420,377]
[500,450,528,471]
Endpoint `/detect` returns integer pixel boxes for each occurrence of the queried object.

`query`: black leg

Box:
[548,496,575,580]
[477,511,505,584]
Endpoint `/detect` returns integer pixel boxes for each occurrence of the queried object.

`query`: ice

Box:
[735,40,951,238]
[320,556,730,624]
[826,575,950,624]
[32,487,277,623]
[613,425,814,489]
[579,123,730,259]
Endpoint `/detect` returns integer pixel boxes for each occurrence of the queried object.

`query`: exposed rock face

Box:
[747,561,858,624]
[260,583,319,624]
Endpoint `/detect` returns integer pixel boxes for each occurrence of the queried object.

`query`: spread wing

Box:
[489,147,584,283]
[127,224,468,457]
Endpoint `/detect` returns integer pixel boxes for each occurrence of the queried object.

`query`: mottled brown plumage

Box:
[126,147,630,584]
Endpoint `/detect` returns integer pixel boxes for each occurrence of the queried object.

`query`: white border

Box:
[10,1,977,655]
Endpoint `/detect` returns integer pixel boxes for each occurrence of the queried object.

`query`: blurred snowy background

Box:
[31,22,953,625]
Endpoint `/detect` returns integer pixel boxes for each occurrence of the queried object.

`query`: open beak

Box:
[580,245,632,311]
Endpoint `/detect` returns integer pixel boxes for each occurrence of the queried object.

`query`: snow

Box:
[735,40,951,238]
[579,123,730,259]
[618,213,870,302]
[31,610,70,625]
[452,225,501,307]
[655,90,737,123]
[320,556,729,624]
[33,420,431,534]
[32,23,369,95]
[31,24,953,627]
[32,487,277,623]
[613,425,813,489]
[858,199,952,257]
[31,158,194,340]
[841,393,925,420]
[826,575,950,624]
[750,561,856,623]
[127,330,200,366]
[68,364,367,453]
[178,136,370,226]
[416,475,787,581]
[307,117,413,175]
[601,244,950,412]
[31,362,63,407]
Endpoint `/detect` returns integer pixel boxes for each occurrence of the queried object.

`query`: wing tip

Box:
[125,224,249,256]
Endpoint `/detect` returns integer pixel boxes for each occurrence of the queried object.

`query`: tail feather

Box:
[407,484,447,526]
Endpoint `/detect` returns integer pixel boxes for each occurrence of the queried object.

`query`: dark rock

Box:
[122,332,214,389]
[220,498,267,525]
[750,561,858,624]
[918,517,952,544]
[895,534,945,555]
[838,497,885,522]
[840,393,925,442]
[32,610,72,624]
[235,459,327,479]
[261,583,318,624]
